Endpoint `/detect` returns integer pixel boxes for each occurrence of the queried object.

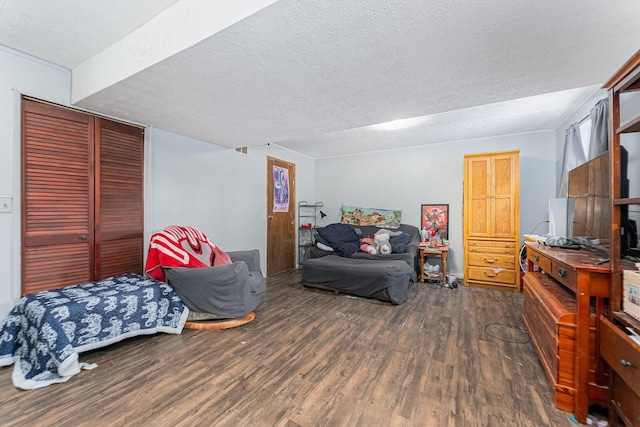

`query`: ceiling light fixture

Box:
[370,116,427,131]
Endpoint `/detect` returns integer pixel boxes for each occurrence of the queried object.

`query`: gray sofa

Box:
[302,223,420,304]
[165,249,266,319]
[307,223,421,278]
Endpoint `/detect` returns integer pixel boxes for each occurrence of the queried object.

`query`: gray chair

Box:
[164,249,266,322]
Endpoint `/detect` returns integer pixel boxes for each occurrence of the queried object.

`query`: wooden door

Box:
[464,156,491,238]
[22,98,144,295]
[22,99,95,293]
[266,156,296,275]
[95,118,144,279]
[464,153,519,239]
[492,153,519,238]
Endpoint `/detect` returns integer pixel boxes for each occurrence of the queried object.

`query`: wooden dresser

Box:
[523,243,609,424]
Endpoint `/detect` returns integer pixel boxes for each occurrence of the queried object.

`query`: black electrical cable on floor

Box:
[483,323,530,344]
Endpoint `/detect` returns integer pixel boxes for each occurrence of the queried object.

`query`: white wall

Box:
[0,47,71,319]
[146,129,316,274]
[315,131,557,277]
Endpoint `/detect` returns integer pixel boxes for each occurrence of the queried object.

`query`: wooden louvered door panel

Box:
[22,99,95,294]
[22,99,144,295]
[95,118,144,279]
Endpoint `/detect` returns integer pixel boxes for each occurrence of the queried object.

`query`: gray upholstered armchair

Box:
[164,249,266,320]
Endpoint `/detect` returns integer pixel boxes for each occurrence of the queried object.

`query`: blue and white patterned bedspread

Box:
[0,273,189,389]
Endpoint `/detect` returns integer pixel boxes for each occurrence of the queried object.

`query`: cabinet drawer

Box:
[468,240,516,254]
[611,374,640,427]
[550,260,576,292]
[468,266,515,284]
[468,253,515,268]
[600,316,640,397]
[528,249,552,273]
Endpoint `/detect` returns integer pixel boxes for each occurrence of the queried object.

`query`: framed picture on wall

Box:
[421,204,449,239]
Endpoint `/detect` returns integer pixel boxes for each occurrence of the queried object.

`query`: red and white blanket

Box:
[145,225,232,281]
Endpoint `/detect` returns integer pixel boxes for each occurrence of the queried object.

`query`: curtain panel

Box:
[558,123,585,197]
[588,98,609,160]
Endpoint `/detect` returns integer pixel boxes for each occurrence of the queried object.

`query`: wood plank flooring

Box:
[0,271,579,426]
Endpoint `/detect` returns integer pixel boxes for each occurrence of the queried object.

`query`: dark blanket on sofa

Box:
[316,223,361,257]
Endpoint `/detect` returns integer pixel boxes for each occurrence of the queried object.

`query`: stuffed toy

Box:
[359,233,392,255]
[360,229,407,255]
[359,236,378,254]
[374,232,392,255]
[360,242,378,254]
[389,232,411,253]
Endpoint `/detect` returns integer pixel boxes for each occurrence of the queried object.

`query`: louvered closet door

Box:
[22,99,144,295]
[95,118,144,279]
[22,99,95,293]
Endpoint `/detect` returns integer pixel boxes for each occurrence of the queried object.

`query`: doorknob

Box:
[79,234,88,241]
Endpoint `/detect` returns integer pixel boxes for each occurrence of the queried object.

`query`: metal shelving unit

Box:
[298,201,324,267]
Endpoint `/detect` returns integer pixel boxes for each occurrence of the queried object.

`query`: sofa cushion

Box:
[165,262,265,318]
[302,256,412,304]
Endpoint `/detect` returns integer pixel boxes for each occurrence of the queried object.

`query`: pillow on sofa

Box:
[390,232,411,253]
[314,233,332,247]
[340,205,401,229]
[316,242,334,251]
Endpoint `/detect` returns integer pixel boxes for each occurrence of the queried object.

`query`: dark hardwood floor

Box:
[0,271,578,426]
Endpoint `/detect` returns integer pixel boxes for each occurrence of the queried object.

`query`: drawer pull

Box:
[558,268,566,278]
[483,257,498,263]
[534,254,539,262]
[619,359,632,368]
[484,271,497,278]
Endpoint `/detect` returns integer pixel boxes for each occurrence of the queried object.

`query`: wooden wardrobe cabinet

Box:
[21,98,144,295]
[463,150,520,292]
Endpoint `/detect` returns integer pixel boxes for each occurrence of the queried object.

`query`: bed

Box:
[0,273,189,389]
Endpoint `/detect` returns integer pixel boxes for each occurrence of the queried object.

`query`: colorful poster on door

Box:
[273,166,289,212]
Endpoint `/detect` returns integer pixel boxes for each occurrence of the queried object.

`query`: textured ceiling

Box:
[1,0,640,158]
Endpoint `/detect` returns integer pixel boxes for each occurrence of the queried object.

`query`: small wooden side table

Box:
[419,245,449,283]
